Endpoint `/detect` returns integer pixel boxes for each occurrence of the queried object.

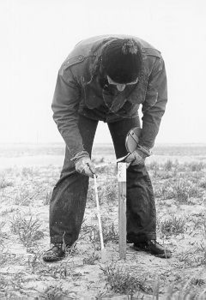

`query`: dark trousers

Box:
[49,115,156,246]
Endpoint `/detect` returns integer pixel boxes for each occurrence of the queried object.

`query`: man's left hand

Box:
[125,148,148,166]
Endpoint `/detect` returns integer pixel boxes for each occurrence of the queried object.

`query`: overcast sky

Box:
[1,0,206,145]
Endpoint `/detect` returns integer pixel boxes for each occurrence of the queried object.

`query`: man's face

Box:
[107,75,139,92]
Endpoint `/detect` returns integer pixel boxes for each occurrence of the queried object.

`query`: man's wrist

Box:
[71,151,90,163]
[137,145,152,157]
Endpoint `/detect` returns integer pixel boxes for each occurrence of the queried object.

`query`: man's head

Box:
[102,38,141,90]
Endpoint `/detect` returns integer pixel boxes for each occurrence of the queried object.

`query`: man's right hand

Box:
[75,156,96,178]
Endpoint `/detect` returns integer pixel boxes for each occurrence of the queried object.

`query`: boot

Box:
[133,240,172,258]
[42,244,66,262]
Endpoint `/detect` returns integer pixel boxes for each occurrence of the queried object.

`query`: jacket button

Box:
[78,55,84,61]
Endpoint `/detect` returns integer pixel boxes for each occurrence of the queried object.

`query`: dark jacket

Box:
[52,35,168,157]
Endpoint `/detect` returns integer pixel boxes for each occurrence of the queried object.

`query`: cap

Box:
[102,39,141,84]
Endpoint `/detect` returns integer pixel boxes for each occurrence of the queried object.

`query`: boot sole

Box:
[133,245,172,259]
[43,255,65,262]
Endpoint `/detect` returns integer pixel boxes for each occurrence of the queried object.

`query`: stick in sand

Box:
[93,174,107,262]
[118,162,127,260]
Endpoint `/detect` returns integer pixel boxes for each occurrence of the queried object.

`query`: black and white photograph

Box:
[0,0,206,299]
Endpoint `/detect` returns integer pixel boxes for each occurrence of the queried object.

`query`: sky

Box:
[1,0,206,145]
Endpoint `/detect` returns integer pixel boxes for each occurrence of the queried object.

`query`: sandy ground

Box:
[0,144,206,299]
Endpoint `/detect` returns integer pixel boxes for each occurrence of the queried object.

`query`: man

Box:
[43,34,171,262]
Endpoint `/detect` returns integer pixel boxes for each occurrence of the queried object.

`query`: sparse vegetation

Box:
[83,252,99,265]
[0,175,13,189]
[0,144,206,299]
[100,263,151,296]
[159,215,186,236]
[39,285,68,300]
[10,212,44,247]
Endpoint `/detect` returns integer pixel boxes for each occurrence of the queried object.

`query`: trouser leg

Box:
[108,117,156,243]
[49,115,98,246]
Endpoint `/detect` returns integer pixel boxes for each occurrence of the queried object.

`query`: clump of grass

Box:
[87,178,118,205]
[177,248,206,267]
[83,252,99,265]
[174,179,202,203]
[156,179,203,203]
[14,187,43,206]
[37,255,75,279]
[154,182,174,199]
[0,176,13,189]
[10,213,44,247]
[98,180,118,204]
[100,263,150,296]
[83,221,118,248]
[0,221,7,246]
[0,207,17,216]
[159,215,186,236]
[0,253,9,267]
[21,167,39,177]
[191,278,205,286]
[43,190,53,205]
[191,216,206,232]
[186,161,205,172]
[147,161,160,172]
[40,285,68,300]
[14,189,32,206]
[165,279,206,299]
[27,250,42,273]
[0,275,9,296]
[198,179,206,189]
[103,222,119,244]
[163,159,174,171]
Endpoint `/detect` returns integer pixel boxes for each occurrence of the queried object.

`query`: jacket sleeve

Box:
[139,57,168,149]
[51,66,85,157]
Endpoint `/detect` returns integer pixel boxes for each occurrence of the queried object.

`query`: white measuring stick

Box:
[93,174,105,252]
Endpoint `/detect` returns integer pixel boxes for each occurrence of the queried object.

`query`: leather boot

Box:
[43,244,66,262]
[133,240,172,258]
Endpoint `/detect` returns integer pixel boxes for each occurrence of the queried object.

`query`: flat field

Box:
[0,143,206,299]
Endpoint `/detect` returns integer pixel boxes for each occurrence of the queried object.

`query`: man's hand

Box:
[125,148,148,166]
[75,156,96,177]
